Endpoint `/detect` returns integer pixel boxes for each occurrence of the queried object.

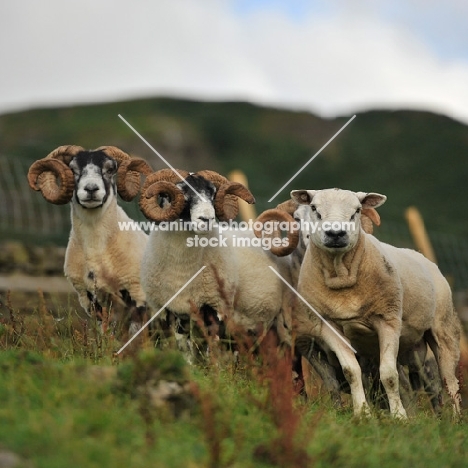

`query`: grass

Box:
[0,293,467,468]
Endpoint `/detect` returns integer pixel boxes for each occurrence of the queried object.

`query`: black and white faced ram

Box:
[138,169,297,360]
[28,145,153,337]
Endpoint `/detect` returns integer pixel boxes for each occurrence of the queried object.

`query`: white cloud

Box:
[1,0,468,124]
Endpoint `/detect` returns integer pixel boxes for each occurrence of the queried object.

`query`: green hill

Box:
[1,97,468,289]
[1,97,466,236]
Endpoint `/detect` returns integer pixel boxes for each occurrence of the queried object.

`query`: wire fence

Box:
[0,155,146,245]
[375,222,468,292]
[1,155,468,291]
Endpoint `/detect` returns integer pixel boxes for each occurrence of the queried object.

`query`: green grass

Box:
[0,302,467,468]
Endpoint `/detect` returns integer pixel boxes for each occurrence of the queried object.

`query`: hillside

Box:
[1,97,466,237]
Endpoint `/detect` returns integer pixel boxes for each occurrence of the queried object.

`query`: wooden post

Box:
[404,206,437,264]
[228,170,257,222]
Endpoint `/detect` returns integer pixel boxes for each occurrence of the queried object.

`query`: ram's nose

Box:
[325,229,346,240]
[84,183,99,195]
[323,228,348,248]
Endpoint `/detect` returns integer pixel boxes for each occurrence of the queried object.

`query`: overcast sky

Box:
[2,0,468,123]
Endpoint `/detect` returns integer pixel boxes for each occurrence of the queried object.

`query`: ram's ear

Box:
[356,192,387,209]
[291,190,316,205]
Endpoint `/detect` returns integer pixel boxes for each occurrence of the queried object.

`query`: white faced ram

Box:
[255,199,385,405]
[285,188,461,418]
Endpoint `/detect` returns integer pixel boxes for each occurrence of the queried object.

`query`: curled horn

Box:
[139,169,190,222]
[196,170,255,221]
[96,146,153,201]
[253,208,300,257]
[361,207,381,235]
[27,145,84,204]
[276,199,299,216]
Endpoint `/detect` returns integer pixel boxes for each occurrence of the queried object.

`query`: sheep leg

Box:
[170,314,197,364]
[296,336,343,406]
[120,289,148,337]
[422,355,443,414]
[68,281,92,318]
[397,363,414,414]
[426,329,461,416]
[85,290,103,321]
[407,339,428,391]
[359,361,411,413]
[407,341,443,414]
[291,351,306,396]
[374,319,407,419]
[320,326,370,417]
[306,345,343,407]
[126,305,147,337]
[359,356,389,410]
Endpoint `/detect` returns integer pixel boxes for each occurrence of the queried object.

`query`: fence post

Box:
[404,206,437,263]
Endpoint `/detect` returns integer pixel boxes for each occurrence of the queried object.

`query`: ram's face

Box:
[291,189,362,253]
[291,188,387,253]
[176,174,216,233]
[69,151,118,209]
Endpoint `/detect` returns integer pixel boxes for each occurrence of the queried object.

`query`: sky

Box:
[2,0,468,123]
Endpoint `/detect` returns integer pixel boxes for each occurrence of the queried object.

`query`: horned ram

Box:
[27,145,152,334]
[138,169,298,353]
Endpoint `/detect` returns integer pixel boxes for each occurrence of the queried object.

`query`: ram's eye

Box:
[311,205,322,220]
[351,208,361,221]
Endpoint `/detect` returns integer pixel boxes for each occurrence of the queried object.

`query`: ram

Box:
[256,196,446,411]
[286,188,461,418]
[138,169,297,354]
[255,199,384,404]
[28,145,152,334]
